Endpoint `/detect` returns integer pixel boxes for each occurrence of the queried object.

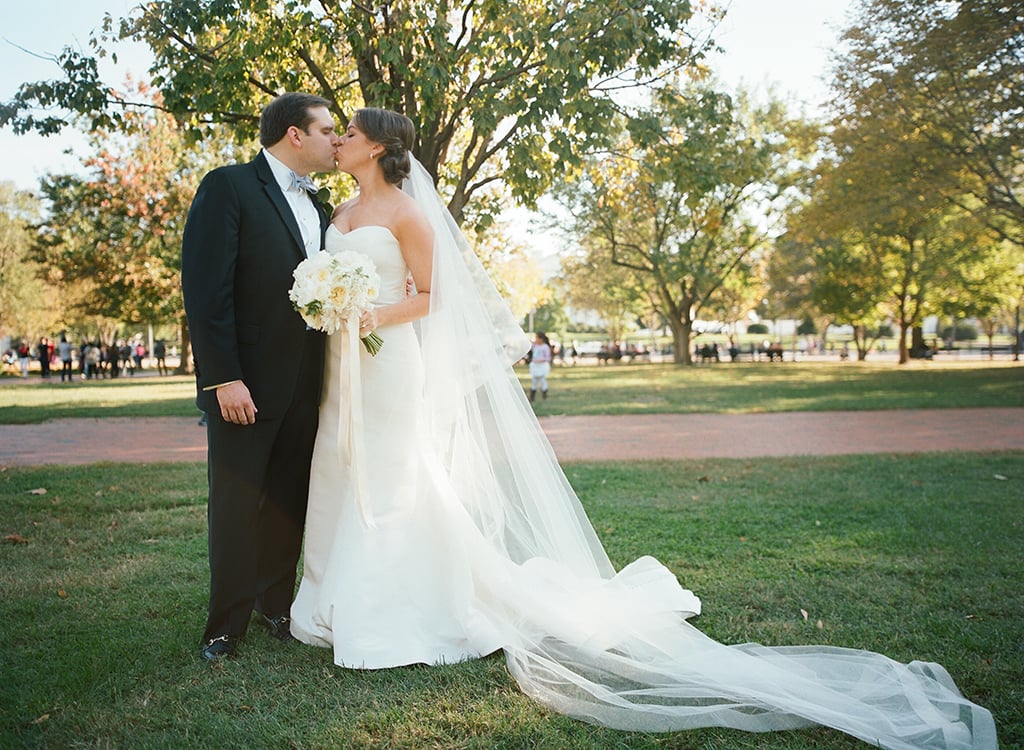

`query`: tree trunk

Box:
[910,326,927,363]
[854,324,869,361]
[897,321,909,364]
[669,318,693,365]
[175,315,193,375]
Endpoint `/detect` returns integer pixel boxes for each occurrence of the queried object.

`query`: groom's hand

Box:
[216,381,258,425]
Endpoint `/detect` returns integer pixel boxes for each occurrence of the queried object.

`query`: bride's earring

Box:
[370,151,376,159]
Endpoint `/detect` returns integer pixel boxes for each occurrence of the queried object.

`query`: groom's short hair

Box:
[260,93,332,147]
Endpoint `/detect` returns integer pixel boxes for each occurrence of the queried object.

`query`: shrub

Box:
[940,323,978,341]
[796,318,818,335]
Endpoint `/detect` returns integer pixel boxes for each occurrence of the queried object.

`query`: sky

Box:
[0,0,855,191]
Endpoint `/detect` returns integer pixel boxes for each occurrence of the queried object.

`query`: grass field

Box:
[1,455,1021,749]
[523,360,1024,416]
[1,361,1021,423]
[1,361,1020,747]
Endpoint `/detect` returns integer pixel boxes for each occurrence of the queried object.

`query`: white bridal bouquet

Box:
[289,250,384,355]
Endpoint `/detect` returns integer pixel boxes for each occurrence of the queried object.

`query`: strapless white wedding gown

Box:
[290,224,997,749]
[291,224,503,666]
[292,224,698,667]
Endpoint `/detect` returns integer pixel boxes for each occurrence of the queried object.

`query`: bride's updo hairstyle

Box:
[353,108,414,185]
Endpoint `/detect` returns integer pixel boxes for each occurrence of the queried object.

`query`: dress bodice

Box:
[325,224,408,305]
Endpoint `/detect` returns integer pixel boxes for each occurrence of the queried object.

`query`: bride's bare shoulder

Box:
[393,193,433,242]
[331,198,358,222]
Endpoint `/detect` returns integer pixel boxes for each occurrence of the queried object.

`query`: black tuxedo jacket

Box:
[181,151,328,418]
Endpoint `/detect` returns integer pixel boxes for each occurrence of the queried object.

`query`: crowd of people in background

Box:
[1,333,172,380]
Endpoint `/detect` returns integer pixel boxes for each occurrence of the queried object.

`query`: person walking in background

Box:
[36,338,51,378]
[83,342,99,379]
[109,340,121,378]
[181,92,335,662]
[97,343,110,378]
[57,335,72,382]
[120,341,134,376]
[528,331,552,402]
[16,340,30,378]
[154,340,168,376]
[132,342,146,371]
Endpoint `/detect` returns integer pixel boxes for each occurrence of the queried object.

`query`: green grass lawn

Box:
[0,376,200,424]
[2,455,1020,749]
[1,361,1021,423]
[524,360,1024,416]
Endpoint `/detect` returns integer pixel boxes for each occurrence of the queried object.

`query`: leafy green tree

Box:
[558,245,649,344]
[766,232,837,347]
[2,0,709,226]
[0,184,61,343]
[833,0,1023,245]
[530,292,571,340]
[793,86,996,363]
[809,236,890,361]
[558,85,806,364]
[933,237,1023,358]
[33,83,225,372]
[710,258,768,339]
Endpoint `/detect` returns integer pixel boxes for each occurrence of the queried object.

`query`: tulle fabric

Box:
[402,158,997,749]
[296,158,997,750]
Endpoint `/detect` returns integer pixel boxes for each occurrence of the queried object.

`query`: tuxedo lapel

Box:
[254,152,307,260]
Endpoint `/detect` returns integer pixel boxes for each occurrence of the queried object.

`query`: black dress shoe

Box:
[257,613,295,642]
[200,635,236,661]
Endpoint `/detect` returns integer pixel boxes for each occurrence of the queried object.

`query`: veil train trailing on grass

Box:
[290,157,997,750]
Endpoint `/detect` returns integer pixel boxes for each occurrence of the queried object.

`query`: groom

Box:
[181,92,338,661]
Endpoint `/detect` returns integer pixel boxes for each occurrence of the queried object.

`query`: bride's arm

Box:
[358,204,433,335]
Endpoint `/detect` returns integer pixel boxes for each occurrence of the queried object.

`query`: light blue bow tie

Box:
[290,172,317,194]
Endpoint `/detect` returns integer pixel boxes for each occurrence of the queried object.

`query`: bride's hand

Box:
[358,309,378,336]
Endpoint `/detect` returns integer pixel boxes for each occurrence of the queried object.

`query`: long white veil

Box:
[402,158,997,750]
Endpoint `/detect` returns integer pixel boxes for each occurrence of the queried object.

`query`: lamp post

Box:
[1015,264,1023,362]
[1015,302,1020,362]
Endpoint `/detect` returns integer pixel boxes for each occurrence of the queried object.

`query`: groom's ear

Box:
[285,125,306,148]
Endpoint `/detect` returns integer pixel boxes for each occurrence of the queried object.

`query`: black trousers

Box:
[202,344,321,643]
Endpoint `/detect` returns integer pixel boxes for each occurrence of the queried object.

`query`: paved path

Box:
[1,408,1021,466]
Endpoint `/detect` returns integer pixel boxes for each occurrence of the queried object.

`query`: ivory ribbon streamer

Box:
[341,315,375,528]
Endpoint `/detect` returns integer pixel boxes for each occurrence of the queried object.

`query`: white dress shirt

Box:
[262,149,321,258]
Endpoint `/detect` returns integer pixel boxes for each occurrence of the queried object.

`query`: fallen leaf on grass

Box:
[800,609,809,621]
[27,488,46,495]
[817,620,824,629]
[30,713,49,725]
[4,534,29,545]
[57,589,68,599]
[993,474,1007,481]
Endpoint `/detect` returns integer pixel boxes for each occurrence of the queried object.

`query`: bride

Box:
[289,108,997,750]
